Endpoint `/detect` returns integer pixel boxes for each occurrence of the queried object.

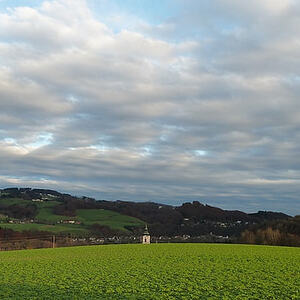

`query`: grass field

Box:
[35,207,71,223]
[76,209,144,231]
[0,244,299,299]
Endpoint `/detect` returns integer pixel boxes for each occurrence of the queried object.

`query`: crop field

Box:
[0,244,299,299]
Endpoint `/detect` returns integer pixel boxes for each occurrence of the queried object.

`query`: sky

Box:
[0,0,300,215]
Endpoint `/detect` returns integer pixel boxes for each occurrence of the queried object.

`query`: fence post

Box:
[52,235,56,248]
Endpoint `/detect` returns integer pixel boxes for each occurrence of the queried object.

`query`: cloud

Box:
[0,0,299,215]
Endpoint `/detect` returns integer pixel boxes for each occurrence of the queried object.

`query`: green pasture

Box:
[35,208,71,223]
[0,244,299,299]
[34,208,144,231]
[76,209,144,231]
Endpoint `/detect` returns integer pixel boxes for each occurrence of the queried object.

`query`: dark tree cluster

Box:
[241,216,300,246]
[0,204,37,219]
[176,201,290,223]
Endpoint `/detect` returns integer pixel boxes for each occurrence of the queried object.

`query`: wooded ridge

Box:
[0,187,298,247]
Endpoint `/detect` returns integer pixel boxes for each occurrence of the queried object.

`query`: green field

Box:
[0,244,299,299]
[76,209,145,231]
[35,208,71,223]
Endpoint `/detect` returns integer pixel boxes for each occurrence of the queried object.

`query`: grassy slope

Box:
[0,244,299,299]
[0,198,144,235]
[77,209,144,231]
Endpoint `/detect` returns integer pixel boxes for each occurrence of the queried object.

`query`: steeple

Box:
[142,224,151,244]
[143,224,150,235]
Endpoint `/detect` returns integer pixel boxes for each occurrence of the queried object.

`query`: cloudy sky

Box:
[0,0,300,214]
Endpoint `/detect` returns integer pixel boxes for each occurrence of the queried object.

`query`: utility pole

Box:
[52,235,56,248]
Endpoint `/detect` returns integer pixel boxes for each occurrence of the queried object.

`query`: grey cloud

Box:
[0,0,299,215]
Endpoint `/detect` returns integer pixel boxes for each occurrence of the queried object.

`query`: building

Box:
[142,224,151,244]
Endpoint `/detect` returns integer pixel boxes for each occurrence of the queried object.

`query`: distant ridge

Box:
[0,187,290,223]
[1,187,299,246]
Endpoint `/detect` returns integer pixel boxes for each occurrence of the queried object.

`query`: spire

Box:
[143,224,150,235]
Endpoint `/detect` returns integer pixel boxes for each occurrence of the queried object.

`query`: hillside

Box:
[0,188,144,236]
[0,187,294,243]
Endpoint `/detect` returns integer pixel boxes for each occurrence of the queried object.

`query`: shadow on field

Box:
[0,284,94,300]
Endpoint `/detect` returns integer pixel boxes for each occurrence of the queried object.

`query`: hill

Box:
[0,187,295,246]
[0,188,144,237]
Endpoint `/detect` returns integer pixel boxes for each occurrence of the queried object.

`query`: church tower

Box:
[142,224,151,244]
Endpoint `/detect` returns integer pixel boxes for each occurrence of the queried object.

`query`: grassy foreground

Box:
[0,244,299,299]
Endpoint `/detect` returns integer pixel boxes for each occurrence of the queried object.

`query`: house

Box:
[61,220,80,224]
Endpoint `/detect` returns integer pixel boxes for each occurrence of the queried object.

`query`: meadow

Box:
[0,244,299,299]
